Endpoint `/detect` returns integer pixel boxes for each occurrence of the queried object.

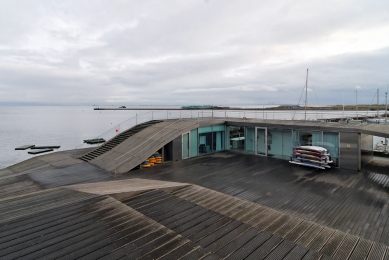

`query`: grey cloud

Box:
[1,0,389,106]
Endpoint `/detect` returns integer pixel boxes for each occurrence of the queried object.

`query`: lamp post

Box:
[355,90,358,120]
[385,85,388,154]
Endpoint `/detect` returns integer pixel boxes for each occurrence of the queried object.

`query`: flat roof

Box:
[177,117,389,137]
[221,118,389,138]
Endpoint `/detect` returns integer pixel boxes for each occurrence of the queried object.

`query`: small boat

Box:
[290,145,332,169]
[289,160,326,170]
[293,156,333,165]
[83,138,106,144]
[365,118,389,124]
[296,146,328,153]
[294,149,329,157]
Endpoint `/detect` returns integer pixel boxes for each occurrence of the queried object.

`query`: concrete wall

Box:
[339,132,359,171]
[361,133,374,167]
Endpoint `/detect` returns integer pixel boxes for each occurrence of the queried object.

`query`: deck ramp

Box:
[121,185,389,259]
[90,120,199,174]
[166,185,389,259]
[1,176,388,259]
[0,187,320,259]
[0,188,216,260]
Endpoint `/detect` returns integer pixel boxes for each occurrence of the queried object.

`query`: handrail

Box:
[114,119,199,174]
[96,111,152,139]
[76,108,381,150]
[75,111,153,148]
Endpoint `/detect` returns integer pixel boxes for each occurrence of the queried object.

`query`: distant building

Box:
[181,105,217,109]
[278,104,301,109]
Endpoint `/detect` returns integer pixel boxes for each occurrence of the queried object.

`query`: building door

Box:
[255,127,267,156]
[282,130,293,158]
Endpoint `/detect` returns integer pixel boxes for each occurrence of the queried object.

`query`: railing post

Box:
[152,111,153,120]
[167,110,168,119]
[136,113,137,125]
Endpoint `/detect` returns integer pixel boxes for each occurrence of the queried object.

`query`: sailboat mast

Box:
[305,69,308,120]
[377,89,379,117]
[342,90,344,117]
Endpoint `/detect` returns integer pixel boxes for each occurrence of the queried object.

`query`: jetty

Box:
[2,116,389,259]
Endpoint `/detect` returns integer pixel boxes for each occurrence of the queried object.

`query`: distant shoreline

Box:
[94,105,388,111]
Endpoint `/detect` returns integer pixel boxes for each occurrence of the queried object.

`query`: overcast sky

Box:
[1,0,389,106]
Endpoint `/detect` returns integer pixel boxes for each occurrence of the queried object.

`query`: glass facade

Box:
[184,125,339,167]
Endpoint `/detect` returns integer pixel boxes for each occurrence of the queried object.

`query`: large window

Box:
[199,126,212,155]
[267,129,292,159]
[323,132,339,167]
[246,127,255,154]
[213,125,225,152]
[198,125,225,155]
[190,128,198,157]
[228,126,245,152]
[293,130,322,146]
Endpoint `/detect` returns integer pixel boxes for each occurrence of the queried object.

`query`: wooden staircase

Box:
[79,120,163,162]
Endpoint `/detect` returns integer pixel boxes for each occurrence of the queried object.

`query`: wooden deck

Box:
[2,149,389,259]
[123,152,389,248]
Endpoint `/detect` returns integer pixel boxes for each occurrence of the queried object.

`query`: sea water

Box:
[0,106,141,168]
[0,106,384,169]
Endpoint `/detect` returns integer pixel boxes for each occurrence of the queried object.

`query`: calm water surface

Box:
[0,106,141,168]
